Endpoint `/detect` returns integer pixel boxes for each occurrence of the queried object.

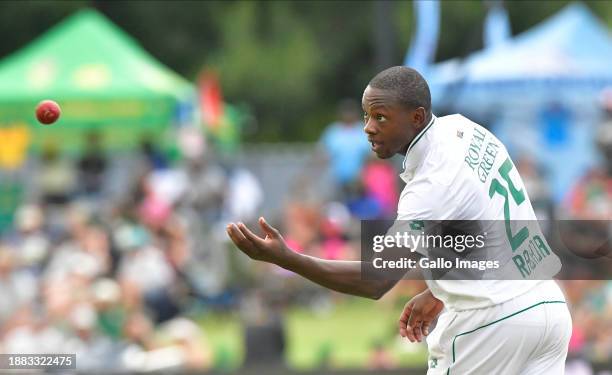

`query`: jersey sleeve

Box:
[393,177,444,256]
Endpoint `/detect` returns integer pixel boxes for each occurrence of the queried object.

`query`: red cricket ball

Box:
[35,100,61,125]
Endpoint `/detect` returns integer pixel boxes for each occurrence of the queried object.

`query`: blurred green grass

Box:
[198,313,244,371]
[198,297,428,370]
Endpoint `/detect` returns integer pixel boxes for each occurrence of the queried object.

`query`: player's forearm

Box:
[277,252,395,300]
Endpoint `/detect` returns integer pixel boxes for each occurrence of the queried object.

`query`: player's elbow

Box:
[368,290,386,300]
[366,280,395,300]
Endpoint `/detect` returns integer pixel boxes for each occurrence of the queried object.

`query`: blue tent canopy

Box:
[426,2,612,113]
[422,3,612,203]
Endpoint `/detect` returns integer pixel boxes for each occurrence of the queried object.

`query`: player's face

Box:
[362,86,424,159]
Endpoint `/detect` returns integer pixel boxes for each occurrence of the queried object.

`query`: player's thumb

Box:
[259,217,280,238]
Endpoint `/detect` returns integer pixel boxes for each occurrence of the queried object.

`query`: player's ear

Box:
[413,107,426,126]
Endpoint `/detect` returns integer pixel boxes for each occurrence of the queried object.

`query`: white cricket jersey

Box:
[397,114,562,311]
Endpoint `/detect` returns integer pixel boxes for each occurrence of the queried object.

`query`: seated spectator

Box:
[38,144,76,206]
[77,131,107,198]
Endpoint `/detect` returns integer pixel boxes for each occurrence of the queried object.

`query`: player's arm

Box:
[226,217,397,300]
[228,217,443,341]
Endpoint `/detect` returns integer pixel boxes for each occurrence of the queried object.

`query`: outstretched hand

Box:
[399,289,444,343]
[226,217,291,266]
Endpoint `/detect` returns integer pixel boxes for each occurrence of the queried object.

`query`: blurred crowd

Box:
[0,99,611,373]
[0,126,262,372]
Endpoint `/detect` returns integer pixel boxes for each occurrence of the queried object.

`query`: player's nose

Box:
[363,119,376,135]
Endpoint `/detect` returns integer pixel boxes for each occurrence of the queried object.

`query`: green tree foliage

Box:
[207,1,322,141]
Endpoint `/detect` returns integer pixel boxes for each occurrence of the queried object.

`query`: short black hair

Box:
[368,66,431,113]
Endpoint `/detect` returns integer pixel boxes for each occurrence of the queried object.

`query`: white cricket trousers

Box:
[426,281,572,375]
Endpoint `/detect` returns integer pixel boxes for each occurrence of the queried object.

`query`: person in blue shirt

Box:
[319,99,371,196]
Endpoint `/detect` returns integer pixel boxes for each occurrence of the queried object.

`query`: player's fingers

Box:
[407,308,424,342]
[422,321,431,337]
[416,300,442,338]
[412,322,423,342]
[226,223,240,244]
[226,223,247,246]
[406,310,421,342]
[399,316,409,338]
[399,303,412,324]
[227,223,256,254]
[259,217,280,238]
[405,324,417,343]
[407,305,422,328]
[237,222,267,248]
[398,303,413,337]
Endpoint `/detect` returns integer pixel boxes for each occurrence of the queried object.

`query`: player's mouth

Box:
[370,140,383,152]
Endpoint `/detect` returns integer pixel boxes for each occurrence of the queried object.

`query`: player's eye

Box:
[376,114,387,122]
[363,112,369,120]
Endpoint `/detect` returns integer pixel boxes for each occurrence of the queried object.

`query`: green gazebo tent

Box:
[0,8,194,153]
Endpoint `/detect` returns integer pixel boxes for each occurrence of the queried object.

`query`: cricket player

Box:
[226,66,572,374]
